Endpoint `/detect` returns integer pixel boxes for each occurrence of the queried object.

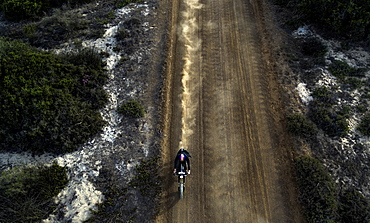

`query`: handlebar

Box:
[174,171,188,176]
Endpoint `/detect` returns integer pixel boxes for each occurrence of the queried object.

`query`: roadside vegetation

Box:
[0,162,68,223]
[286,113,317,138]
[0,39,108,154]
[85,157,161,223]
[115,0,143,8]
[0,0,159,222]
[0,0,145,21]
[294,156,338,222]
[295,156,370,223]
[273,0,370,40]
[118,100,146,118]
[278,0,370,221]
[309,86,350,138]
[0,0,95,20]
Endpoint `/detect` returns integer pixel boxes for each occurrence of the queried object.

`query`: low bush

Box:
[309,105,349,138]
[273,0,370,40]
[0,39,108,153]
[328,60,366,82]
[309,86,349,137]
[358,114,370,136]
[115,0,143,8]
[85,157,161,223]
[116,26,128,41]
[0,162,68,222]
[311,86,335,106]
[129,157,161,197]
[301,37,327,65]
[118,100,145,118]
[286,113,317,138]
[0,0,95,21]
[339,189,370,223]
[294,156,338,222]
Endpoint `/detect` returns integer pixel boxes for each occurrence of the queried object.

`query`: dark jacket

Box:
[174,149,191,172]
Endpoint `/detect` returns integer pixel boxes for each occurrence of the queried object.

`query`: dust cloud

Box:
[178,0,203,150]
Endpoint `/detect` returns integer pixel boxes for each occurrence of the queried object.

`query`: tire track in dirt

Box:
[157,0,305,222]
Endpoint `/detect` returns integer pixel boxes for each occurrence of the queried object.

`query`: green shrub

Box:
[309,105,349,138]
[0,0,43,20]
[344,77,365,89]
[328,60,366,82]
[301,37,327,65]
[129,157,161,197]
[22,24,37,38]
[0,0,96,21]
[115,0,132,8]
[0,39,108,153]
[286,113,317,137]
[0,162,68,222]
[294,156,338,222]
[273,0,370,40]
[115,0,143,8]
[309,86,349,137]
[85,157,161,223]
[311,86,335,105]
[358,114,370,136]
[116,26,128,41]
[118,100,145,118]
[339,189,370,223]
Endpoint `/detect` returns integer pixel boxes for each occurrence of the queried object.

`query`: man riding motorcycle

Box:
[173,148,191,175]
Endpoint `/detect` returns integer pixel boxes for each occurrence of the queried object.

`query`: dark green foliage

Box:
[0,0,95,21]
[85,157,161,223]
[34,9,103,47]
[328,60,367,90]
[273,0,370,40]
[309,86,349,137]
[116,26,128,41]
[328,60,366,82]
[339,189,370,223]
[83,167,129,223]
[115,0,143,8]
[295,156,370,223]
[301,37,327,65]
[0,39,108,153]
[309,105,349,138]
[0,0,42,20]
[118,100,145,118]
[311,86,335,106]
[0,162,68,222]
[129,157,161,197]
[294,156,338,223]
[338,106,351,119]
[286,113,317,138]
[358,114,370,136]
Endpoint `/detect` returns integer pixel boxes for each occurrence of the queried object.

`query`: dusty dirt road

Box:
[157,0,305,222]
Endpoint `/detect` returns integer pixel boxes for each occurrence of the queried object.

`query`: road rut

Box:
[157,0,304,222]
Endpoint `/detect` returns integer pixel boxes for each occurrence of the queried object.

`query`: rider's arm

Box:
[173,158,178,174]
[174,156,178,169]
[186,158,190,170]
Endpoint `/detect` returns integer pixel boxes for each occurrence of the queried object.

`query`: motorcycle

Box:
[176,163,188,200]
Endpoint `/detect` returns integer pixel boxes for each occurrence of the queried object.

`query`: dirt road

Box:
[157,0,304,222]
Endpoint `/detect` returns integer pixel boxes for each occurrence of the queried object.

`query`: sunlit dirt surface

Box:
[157,0,305,222]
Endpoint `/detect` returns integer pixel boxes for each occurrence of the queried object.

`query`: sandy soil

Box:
[156,0,305,222]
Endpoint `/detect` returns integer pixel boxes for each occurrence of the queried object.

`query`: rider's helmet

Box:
[180,154,186,161]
